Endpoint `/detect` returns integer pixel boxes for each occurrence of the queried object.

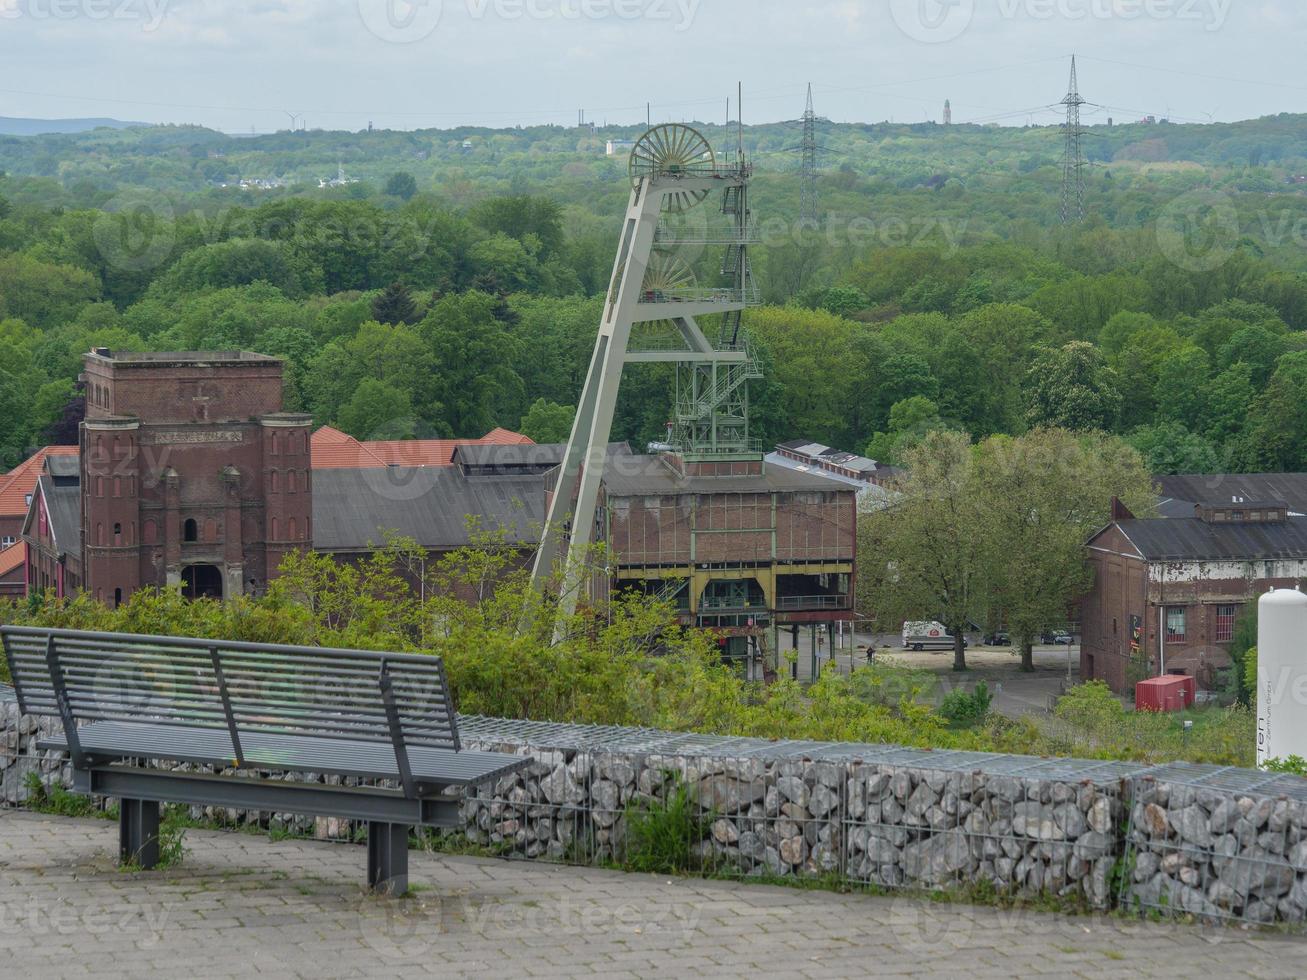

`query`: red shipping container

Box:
[1135,675,1197,713]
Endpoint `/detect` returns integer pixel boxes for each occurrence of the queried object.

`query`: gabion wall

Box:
[1122,763,1307,923]
[7,688,1307,925]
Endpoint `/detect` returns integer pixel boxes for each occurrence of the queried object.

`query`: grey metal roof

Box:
[454,443,566,469]
[38,476,82,556]
[311,467,545,552]
[453,442,630,471]
[601,454,853,496]
[1115,516,1307,561]
[1156,473,1307,517]
[45,456,79,480]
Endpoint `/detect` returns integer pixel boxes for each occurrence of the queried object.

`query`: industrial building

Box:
[16,350,858,645]
[19,350,543,605]
[591,450,856,663]
[1081,498,1307,694]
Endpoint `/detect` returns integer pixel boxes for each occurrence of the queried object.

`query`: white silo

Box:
[1257,588,1307,769]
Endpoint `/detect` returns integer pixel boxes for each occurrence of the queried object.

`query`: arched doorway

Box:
[182,564,223,601]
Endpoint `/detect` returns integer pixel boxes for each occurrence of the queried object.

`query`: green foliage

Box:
[337,378,413,440]
[1051,682,1255,765]
[518,398,575,444]
[1228,603,1259,706]
[1026,341,1123,432]
[940,681,992,728]
[383,172,418,201]
[23,771,98,818]
[1242,646,1258,707]
[1264,756,1307,776]
[370,281,417,325]
[622,777,712,875]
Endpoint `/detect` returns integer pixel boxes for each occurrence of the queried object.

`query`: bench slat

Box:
[2,627,463,752]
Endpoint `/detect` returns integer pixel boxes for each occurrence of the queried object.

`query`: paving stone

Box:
[0,810,1303,977]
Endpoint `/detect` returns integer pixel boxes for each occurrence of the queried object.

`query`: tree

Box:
[519,399,575,444]
[371,282,417,326]
[468,195,564,258]
[1127,422,1222,475]
[1153,346,1210,426]
[418,291,522,437]
[973,429,1155,671]
[337,379,414,441]
[1235,351,1307,472]
[383,172,418,201]
[858,431,983,672]
[1026,341,1122,432]
[864,396,949,465]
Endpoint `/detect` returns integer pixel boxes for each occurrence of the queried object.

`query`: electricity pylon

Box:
[1061,56,1087,224]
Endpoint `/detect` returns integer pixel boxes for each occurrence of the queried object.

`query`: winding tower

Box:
[531,124,759,633]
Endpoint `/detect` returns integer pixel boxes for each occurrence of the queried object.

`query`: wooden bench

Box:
[2,626,529,895]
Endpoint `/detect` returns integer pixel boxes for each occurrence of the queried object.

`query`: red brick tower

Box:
[80,350,312,604]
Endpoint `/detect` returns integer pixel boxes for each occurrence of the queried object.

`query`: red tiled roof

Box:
[0,542,26,578]
[310,427,534,470]
[0,447,78,519]
[309,426,390,470]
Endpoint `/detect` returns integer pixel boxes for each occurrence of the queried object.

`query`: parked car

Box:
[902,621,967,652]
[1042,630,1075,645]
[984,631,1011,647]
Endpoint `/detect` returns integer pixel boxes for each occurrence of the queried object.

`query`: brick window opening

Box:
[1166,607,1187,644]
[1215,604,1237,644]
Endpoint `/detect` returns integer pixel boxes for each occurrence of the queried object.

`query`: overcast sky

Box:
[0,0,1303,132]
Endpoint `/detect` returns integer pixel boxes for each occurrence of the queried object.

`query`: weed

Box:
[622,775,712,875]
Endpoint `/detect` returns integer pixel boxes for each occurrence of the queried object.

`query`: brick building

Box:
[1081,500,1307,694]
[588,451,857,663]
[26,350,313,605]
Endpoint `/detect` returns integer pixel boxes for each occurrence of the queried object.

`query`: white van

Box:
[902,621,964,652]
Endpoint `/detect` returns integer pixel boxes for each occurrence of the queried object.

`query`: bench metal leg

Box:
[119,798,161,869]
[367,821,410,895]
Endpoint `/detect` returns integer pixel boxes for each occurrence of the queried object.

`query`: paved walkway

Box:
[1,810,1302,978]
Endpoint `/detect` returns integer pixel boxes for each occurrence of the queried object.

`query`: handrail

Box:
[2,625,437,667]
[775,595,852,611]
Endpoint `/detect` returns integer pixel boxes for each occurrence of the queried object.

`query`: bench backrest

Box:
[1,627,460,751]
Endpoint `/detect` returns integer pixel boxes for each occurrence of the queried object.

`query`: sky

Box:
[0,0,1304,132]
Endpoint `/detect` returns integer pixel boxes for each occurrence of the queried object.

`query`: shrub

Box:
[940,681,992,728]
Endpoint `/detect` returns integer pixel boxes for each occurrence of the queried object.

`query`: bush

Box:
[940,681,992,728]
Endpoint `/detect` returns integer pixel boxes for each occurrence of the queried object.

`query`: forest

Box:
[3,112,1307,472]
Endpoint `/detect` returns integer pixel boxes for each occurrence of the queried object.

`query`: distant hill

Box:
[0,116,145,136]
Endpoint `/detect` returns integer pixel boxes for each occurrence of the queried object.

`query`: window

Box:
[183,519,198,543]
[114,588,122,609]
[113,523,122,546]
[1215,604,1237,644]
[1166,607,1187,644]
[1,536,14,548]
[113,477,121,498]
[287,470,297,494]
[270,470,279,493]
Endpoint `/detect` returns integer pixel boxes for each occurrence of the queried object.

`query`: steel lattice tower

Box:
[531,124,757,638]
[1060,56,1087,224]
[800,84,819,224]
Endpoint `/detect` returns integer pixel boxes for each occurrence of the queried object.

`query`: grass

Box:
[622,776,713,875]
